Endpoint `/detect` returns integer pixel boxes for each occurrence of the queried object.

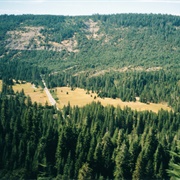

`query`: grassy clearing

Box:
[13,83,50,105]
[0,81,172,112]
[55,87,172,113]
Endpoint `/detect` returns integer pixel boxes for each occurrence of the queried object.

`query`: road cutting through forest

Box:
[42,79,57,107]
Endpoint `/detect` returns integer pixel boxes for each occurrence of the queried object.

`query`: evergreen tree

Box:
[114,142,131,179]
[78,162,92,180]
[167,141,180,179]
[132,152,146,180]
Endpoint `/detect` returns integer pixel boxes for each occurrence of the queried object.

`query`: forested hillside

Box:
[0,13,180,110]
[0,87,179,179]
[0,13,180,179]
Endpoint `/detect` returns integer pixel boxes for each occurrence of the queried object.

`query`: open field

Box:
[13,83,50,105]
[54,87,172,113]
[0,80,172,112]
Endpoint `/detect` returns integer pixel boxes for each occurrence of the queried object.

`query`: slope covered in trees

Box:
[0,87,179,179]
[0,13,180,110]
[0,14,180,179]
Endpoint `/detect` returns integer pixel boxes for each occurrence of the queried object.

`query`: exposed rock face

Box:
[6,26,78,52]
[84,19,102,40]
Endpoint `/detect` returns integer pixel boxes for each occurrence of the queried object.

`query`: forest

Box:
[0,13,180,110]
[0,85,179,179]
[0,13,180,179]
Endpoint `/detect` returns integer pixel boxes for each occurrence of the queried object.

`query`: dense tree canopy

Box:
[0,84,179,179]
[0,13,180,179]
[0,13,179,111]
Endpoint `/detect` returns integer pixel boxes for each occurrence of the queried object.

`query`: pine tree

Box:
[101,132,114,178]
[132,152,146,180]
[93,142,103,177]
[167,141,180,179]
[114,142,131,179]
[154,144,164,179]
[78,162,92,180]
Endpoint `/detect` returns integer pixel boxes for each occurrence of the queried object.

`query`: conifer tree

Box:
[114,142,131,179]
[167,141,180,179]
[132,152,146,180]
[78,162,92,180]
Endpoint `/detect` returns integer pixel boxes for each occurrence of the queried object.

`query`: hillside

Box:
[0,14,180,180]
[1,13,179,110]
[1,14,180,71]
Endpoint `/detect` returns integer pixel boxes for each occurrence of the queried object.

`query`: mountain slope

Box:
[0,14,180,111]
[0,14,180,180]
[1,14,180,71]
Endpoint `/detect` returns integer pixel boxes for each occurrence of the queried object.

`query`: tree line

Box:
[45,69,180,112]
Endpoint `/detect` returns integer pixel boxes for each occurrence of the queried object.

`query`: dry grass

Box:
[0,80,172,112]
[55,87,172,113]
[13,83,50,105]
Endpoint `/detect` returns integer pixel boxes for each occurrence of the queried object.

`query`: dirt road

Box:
[42,79,56,106]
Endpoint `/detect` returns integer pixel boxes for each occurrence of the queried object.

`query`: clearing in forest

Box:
[0,80,172,112]
[12,82,50,105]
[54,87,172,113]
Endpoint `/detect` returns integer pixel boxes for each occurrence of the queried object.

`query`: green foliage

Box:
[0,14,180,110]
[78,163,92,180]
[0,91,179,179]
[0,13,180,179]
[167,141,180,180]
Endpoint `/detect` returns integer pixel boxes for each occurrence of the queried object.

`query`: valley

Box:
[0,80,171,113]
[0,14,179,180]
